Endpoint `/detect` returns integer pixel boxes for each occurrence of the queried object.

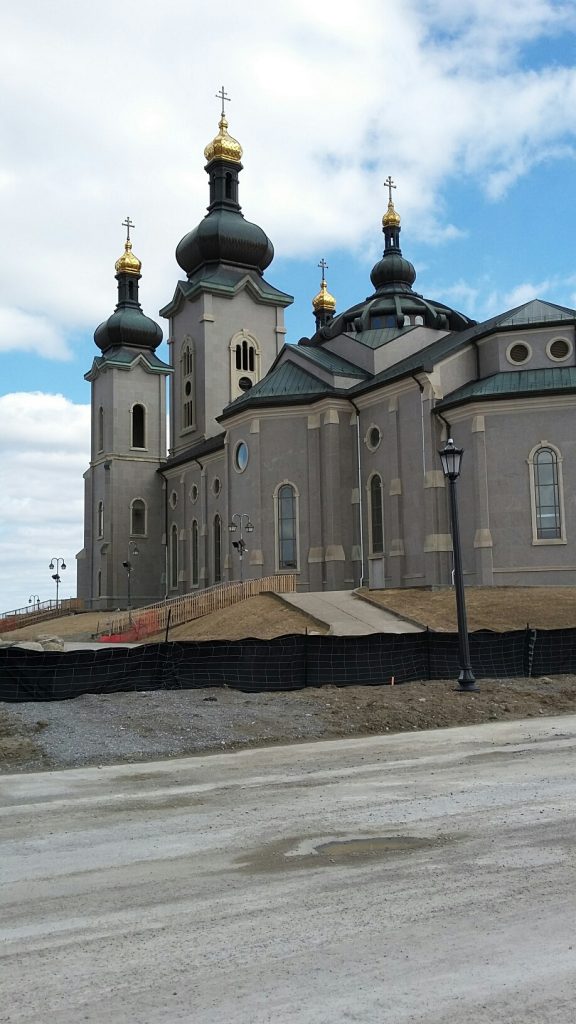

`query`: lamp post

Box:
[48,558,66,610]
[438,438,478,692]
[28,594,40,611]
[228,514,254,583]
[122,542,139,619]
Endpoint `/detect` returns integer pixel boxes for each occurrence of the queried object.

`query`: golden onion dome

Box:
[383,198,401,227]
[204,114,243,164]
[115,239,141,276]
[312,278,337,312]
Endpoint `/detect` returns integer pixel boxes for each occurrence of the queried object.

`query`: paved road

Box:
[2,717,576,1023]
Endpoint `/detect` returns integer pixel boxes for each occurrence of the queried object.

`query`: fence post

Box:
[525,626,537,678]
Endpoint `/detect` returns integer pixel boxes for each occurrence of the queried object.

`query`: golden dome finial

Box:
[115,216,142,275]
[312,258,337,313]
[382,174,401,227]
[204,86,243,164]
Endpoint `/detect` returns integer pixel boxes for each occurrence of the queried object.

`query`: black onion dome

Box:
[176,208,274,278]
[94,304,163,352]
[370,251,416,292]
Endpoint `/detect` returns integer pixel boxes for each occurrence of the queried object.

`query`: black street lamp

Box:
[48,558,66,610]
[28,594,40,611]
[228,514,254,583]
[122,542,139,618]
[438,438,478,692]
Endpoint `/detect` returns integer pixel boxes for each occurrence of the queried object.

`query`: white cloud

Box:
[0,393,89,612]
[0,307,71,359]
[1,0,576,359]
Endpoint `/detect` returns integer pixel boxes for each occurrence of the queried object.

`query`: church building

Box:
[77,100,576,608]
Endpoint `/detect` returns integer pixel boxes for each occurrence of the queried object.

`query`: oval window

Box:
[190,484,198,503]
[212,477,221,496]
[169,490,178,509]
[239,376,252,392]
[234,441,249,472]
[366,425,381,451]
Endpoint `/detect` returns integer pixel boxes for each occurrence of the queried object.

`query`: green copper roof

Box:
[221,362,331,418]
[342,325,417,350]
[160,265,292,317]
[493,299,576,327]
[437,368,576,410]
[295,345,368,378]
[85,346,172,381]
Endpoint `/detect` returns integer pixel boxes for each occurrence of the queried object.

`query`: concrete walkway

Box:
[281,589,423,634]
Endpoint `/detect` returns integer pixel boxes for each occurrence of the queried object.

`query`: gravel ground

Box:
[2,674,576,773]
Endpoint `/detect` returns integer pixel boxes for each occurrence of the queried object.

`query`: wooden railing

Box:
[100,575,298,642]
[0,599,82,634]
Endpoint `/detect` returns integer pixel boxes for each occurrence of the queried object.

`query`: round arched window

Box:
[234,441,249,473]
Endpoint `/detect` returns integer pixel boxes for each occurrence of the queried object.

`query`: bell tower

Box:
[160,88,293,454]
[77,221,172,609]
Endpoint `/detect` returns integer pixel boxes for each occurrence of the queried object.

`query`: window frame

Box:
[214,514,222,584]
[131,403,147,450]
[97,500,104,539]
[191,519,199,588]
[528,442,566,545]
[368,472,384,556]
[169,523,179,589]
[273,481,300,572]
[130,498,147,537]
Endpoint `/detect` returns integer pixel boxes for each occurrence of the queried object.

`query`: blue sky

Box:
[2,0,576,610]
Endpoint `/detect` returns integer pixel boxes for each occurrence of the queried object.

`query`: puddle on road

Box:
[236,832,457,873]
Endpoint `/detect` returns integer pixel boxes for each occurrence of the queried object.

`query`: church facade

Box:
[77,106,576,609]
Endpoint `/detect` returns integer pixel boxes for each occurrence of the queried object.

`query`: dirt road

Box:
[2,717,576,1023]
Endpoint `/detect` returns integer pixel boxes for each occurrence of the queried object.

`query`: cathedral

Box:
[77,100,576,609]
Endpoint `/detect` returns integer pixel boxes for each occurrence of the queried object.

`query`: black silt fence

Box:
[0,626,574,703]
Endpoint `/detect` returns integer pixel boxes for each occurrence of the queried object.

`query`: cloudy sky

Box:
[2,0,576,611]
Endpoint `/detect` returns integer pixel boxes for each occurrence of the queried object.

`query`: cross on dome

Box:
[384,176,396,203]
[122,216,135,242]
[215,86,231,117]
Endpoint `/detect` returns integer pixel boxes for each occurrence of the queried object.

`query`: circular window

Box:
[234,441,249,473]
[169,490,178,509]
[366,425,381,451]
[185,380,192,396]
[238,376,252,392]
[547,337,572,361]
[212,477,221,496]
[190,484,198,503]
[507,341,531,365]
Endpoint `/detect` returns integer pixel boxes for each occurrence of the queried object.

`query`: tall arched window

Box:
[131,404,146,448]
[276,483,298,570]
[97,500,104,538]
[130,498,146,536]
[98,406,104,452]
[214,514,222,584]
[369,474,384,554]
[191,520,199,587]
[181,341,195,430]
[529,444,565,542]
[170,524,178,589]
